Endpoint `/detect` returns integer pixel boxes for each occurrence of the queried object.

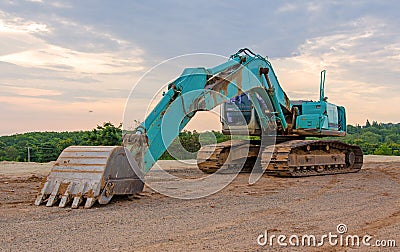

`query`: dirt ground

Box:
[0,156,399,251]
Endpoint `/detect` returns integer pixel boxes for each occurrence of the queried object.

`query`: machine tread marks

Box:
[261,140,363,177]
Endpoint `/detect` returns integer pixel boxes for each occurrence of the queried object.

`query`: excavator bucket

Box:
[34,146,144,209]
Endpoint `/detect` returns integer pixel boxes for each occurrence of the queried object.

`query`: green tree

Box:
[57,138,74,152]
[38,142,59,162]
[5,146,19,161]
[360,131,381,144]
[385,134,400,143]
[374,144,393,155]
[85,122,122,146]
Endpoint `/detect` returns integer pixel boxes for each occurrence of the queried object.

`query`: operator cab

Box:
[221,93,262,136]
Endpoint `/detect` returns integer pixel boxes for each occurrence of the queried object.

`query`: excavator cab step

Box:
[35,146,144,209]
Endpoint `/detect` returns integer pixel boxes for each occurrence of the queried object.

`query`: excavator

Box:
[35,48,363,208]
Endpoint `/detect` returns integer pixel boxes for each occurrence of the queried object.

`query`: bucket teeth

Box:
[71,182,86,209]
[84,182,99,209]
[84,198,95,209]
[46,181,61,207]
[59,182,74,208]
[71,195,82,209]
[34,181,49,206]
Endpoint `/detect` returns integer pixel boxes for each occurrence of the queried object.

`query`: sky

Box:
[0,0,399,135]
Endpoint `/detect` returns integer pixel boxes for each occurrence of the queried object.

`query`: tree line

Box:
[0,122,122,162]
[340,120,400,155]
[0,120,398,163]
[0,122,230,162]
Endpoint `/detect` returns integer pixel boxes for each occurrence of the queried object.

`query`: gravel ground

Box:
[0,156,399,251]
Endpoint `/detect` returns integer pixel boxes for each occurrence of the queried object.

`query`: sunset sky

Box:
[0,1,399,135]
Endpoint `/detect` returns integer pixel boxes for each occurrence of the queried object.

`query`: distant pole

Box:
[27,147,31,162]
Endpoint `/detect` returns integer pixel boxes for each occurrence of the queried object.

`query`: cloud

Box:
[1,85,63,97]
[0,44,144,73]
[0,7,148,134]
[49,1,72,9]
[273,16,399,124]
[277,3,298,13]
[23,0,71,8]
[0,9,145,74]
[0,8,145,95]
[0,10,49,33]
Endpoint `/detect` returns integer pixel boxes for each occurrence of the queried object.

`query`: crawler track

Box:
[261,140,363,177]
[197,140,260,174]
[197,140,363,177]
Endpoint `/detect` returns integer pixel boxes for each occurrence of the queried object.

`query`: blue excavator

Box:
[35,49,363,208]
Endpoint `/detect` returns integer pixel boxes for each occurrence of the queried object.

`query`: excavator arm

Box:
[123,48,291,173]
